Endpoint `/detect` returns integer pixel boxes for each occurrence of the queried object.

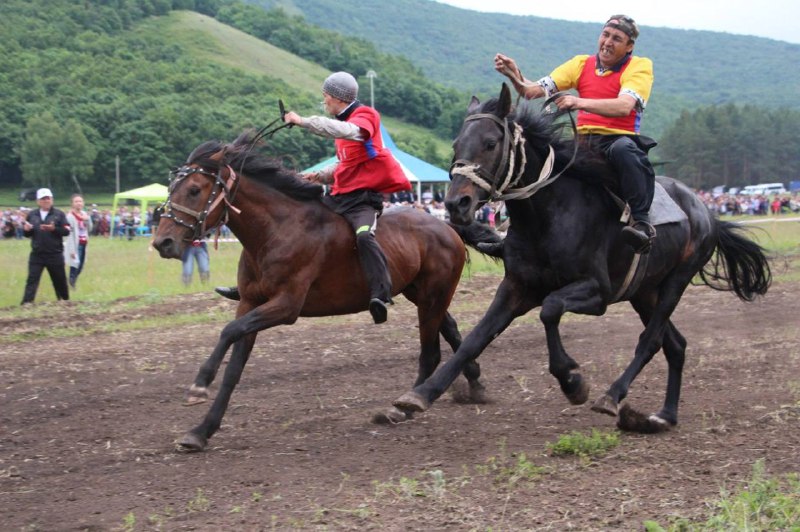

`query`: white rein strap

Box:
[450,115,557,201]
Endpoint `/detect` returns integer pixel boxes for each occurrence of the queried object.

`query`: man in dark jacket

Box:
[21,188,71,304]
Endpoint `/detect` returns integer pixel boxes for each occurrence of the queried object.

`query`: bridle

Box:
[161,162,241,243]
[449,94,579,202]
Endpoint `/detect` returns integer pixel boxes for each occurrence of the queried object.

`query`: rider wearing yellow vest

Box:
[495,15,657,252]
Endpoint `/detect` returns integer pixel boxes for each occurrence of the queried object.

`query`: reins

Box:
[450,93,580,202]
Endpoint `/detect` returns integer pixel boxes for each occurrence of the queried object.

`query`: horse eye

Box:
[486,140,498,150]
[188,186,201,197]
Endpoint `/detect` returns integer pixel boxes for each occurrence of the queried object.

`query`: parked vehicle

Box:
[740,183,787,195]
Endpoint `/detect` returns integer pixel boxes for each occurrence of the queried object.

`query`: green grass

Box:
[0,237,244,309]
[1,217,796,309]
[546,429,621,459]
[644,460,800,531]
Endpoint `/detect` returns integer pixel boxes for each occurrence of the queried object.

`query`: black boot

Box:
[369,298,388,324]
[476,241,504,258]
[214,286,240,301]
[621,220,656,253]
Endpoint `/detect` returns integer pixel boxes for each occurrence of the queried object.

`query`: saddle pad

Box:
[649,182,687,226]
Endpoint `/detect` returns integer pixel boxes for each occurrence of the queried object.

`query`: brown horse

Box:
[152,132,497,451]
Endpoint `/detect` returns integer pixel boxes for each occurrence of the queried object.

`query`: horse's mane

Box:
[479,99,618,186]
[186,132,324,202]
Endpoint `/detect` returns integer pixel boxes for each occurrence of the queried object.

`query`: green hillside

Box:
[146,11,329,94]
[0,1,455,189]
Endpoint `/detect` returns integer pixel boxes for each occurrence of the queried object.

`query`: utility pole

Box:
[115,155,120,193]
[366,70,377,108]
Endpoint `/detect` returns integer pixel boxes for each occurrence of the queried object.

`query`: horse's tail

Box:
[698,220,772,301]
[447,221,504,257]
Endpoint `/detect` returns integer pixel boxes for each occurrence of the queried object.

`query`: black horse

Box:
[395,84,771,432]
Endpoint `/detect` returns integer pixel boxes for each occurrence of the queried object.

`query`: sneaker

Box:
[621,221,656,253]
[369,298,388,324]
[214,286,240,301]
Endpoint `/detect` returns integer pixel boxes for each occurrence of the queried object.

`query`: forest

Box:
[1,0,799,191]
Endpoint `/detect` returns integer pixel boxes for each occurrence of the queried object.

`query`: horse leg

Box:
[600,296,687,431]
[179,300,302,450]
[394,279,533,412]
[440,311,486,404]
[180,332,257,451]
[539,280,607,405]
[184,302,257,405]
[592,284,688,433]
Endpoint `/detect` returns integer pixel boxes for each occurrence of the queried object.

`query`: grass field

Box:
[0,234,507,310]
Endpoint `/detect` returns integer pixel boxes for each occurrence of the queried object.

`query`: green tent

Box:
[110,183,168,235]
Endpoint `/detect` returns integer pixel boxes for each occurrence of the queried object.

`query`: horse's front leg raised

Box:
[539,279,607,405]
[394,279,534,412]
[179,298,302,452]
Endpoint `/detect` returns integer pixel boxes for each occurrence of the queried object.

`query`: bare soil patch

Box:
[1,273,798,530]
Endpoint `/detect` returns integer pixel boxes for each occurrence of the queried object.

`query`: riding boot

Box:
[476,241,504,258]
[621,219,656,253]
[215,286,240,301]
[356,231,392,324]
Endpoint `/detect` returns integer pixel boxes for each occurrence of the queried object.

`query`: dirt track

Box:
[1,271,799,530]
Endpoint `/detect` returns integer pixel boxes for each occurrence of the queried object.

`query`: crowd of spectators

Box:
[695,190,800,216]
[4,189,799,242]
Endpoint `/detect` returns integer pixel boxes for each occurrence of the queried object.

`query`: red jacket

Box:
[332,106,410,195]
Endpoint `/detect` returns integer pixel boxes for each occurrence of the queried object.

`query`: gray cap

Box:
[322,72,358,103]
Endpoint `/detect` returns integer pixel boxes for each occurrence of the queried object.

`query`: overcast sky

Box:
[434,0,800,44]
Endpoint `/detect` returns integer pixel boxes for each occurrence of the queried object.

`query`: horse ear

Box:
[467,96,481,114]
[499,83,512,118]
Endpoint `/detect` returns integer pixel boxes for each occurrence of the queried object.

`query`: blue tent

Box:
[303,125,449,199]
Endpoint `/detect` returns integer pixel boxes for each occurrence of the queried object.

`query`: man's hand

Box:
[23,221,32,231]
[555,94,580,111]
[494,53,523,83]
[41,223,55,232]
[301,172,320,183]
[284,111,303,125]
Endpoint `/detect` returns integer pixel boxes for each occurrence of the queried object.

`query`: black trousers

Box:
[22,253,69,304]
[589,135,656,223]
[323,190,392,302]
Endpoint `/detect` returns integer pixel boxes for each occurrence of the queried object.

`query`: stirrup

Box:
[214,286,240,301]
[621,221,656,253]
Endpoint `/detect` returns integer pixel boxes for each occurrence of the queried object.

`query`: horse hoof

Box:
[372,406,413,425]
[183,385,209,406]
[590,394,619,417]
[393,391,430,413]
[177,432,207,452]
[564,374,590,405]
[617,404,674,433]
[449,379,488,404]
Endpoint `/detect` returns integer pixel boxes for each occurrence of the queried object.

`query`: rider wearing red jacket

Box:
[216,72,410,323]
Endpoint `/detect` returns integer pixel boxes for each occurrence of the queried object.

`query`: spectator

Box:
[182,240,210,286]
[21,188,70,304]
[64,193,93,289]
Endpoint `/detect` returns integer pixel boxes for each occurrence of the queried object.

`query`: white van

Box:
[740,183,787,195]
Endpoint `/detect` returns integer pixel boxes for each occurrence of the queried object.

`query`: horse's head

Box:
[446,84,517,224]
[152,142,236,259]
[446,84,562,224]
